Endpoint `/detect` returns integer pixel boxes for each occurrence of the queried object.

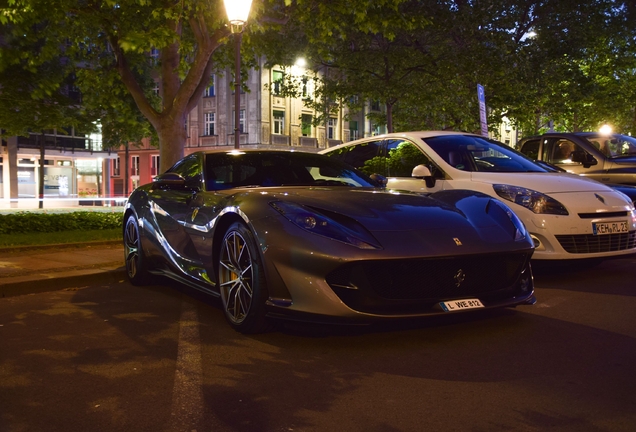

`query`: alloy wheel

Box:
[219,230,254,324]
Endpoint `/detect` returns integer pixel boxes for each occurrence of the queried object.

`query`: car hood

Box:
[254,187,462,229]
[469,172,612,193]
[223,187,532,254]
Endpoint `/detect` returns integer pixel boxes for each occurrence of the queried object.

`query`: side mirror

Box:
[369,173,388,187]
[570,150,597,168]
[412,164,436,188]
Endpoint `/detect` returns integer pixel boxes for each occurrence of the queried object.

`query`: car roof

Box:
[322,131,483,151]
[520,132,630,140]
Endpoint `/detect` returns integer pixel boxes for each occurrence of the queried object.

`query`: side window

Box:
[325,140,383,175]
[547,139,580,164]
[385,139,436,177]
[169,155,203,190]
[519,139,540,160]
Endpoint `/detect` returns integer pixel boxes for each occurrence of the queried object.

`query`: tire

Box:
[124,214,152,286]
[217,222,271,333]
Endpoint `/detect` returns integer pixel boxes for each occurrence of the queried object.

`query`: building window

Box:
[302,78,313,100]
[150,48,159,65]
[131,156,140,176]
[151,155,160,176]
[273,110,285,135]
[272,70,284,95]
[153,82,159,95]
[204,112,215,136]
[231,71,246,94]
[350,121,359,140]
[204,75,215,97]
[301,114,312,137]
[113,158,120,176]
[232,110,245,133]
[327,118,337,140]
[371,100,381,111]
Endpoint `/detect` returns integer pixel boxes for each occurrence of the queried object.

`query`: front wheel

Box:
[124,214,152,286]
[217,222,271,333]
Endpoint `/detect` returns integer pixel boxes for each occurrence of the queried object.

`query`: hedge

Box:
[0,211,124,235]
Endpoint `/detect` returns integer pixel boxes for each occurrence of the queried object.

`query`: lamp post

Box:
[224,0,253,149]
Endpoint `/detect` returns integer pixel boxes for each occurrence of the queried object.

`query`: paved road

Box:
[1,256,635,432]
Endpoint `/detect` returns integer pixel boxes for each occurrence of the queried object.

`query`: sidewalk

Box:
[0,241,126,298]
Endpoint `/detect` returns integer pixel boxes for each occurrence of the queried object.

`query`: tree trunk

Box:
[158,117,188,173]
[386,103,394,133]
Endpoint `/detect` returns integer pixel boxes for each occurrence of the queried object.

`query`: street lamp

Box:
[224,0,253,149]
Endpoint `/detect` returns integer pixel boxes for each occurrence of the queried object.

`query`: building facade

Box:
[1,60,387,206]
[107,58,386,194]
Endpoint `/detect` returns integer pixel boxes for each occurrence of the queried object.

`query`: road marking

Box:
[167,299,204,432]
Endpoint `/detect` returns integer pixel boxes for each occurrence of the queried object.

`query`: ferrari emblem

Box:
[453,237,463,246]
[454,269,466,287]
[191,208,199,221]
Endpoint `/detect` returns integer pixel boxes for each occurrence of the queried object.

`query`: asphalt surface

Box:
[0,241,126,298]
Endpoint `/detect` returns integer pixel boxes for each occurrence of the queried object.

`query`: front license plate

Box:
[592,220,628,235]
[440,298,484,312]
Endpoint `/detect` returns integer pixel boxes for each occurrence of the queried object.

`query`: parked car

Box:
[124,150,535,333]
[320,131,636,261]
[518,132,636,185]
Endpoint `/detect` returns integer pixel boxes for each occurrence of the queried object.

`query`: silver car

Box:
[518,132,636,185]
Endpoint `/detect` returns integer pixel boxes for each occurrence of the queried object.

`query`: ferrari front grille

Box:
[325,252,531,314]
[555,231,636,253]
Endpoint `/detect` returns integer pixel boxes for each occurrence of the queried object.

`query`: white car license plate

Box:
[592,220,628,235]
[440,298,484,312]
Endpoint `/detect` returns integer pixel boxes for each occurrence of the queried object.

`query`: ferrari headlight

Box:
[270,201,381,249]
[487,199,529,242]
[493,184,569,215]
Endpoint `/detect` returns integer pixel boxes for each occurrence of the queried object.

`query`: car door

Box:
[383,138,447,192]
[518,138,542,161]
[148,154,206,271]
[544,137,605,180]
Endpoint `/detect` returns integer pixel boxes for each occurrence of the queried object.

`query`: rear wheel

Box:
[124,214,152,286]
[218,222,271,333]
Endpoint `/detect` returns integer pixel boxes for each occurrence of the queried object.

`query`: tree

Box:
[261,0,636,137]
[1,0,284,171]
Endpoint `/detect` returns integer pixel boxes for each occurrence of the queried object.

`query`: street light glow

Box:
[225,0,253,149]
[224,0,253,29]
[599,124,612,135]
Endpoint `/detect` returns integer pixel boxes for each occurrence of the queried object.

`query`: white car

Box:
[321,131,636,260]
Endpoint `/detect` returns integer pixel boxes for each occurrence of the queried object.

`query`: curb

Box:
[0,266,128,298]
[0,240,122,254]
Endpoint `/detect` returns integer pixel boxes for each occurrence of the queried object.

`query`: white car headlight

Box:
[493,184,569,215]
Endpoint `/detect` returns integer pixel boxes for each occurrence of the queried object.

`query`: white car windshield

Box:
[423,135,547,173]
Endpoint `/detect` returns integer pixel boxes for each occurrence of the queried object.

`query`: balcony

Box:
[298,137,318,147]
[17,134,102,154]
[271,134,290,146]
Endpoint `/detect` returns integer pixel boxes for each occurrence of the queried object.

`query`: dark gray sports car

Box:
[124,150,535,333]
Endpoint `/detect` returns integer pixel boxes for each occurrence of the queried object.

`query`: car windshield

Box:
[204,151,379,190]
[422,135,548,173]
[582,134,636,158]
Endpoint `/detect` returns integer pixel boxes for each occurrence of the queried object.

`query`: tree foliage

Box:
[260,0,636,137]
[0,0,278,171]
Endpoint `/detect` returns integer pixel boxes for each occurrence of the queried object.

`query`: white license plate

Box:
[440,298,484,312]
[592,220,629,235]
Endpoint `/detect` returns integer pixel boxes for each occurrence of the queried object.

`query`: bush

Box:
[0,211,124,235]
